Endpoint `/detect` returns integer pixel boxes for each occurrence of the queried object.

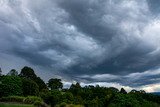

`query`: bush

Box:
[34,101,42,107]
[0,96,42,104]
[59,102,67,107]
[0,96,25,103]
[34,101,48,107]
[0,76,23,97]
[24,96,42,104]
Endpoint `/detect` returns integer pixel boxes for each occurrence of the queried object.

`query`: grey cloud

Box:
[78,68,160,87]
[0,0,160,89]
[147,0,160,14]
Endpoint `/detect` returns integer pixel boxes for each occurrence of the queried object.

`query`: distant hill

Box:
[151,92,160,96]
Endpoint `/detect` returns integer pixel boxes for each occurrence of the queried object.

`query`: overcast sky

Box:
[0,0,160,92]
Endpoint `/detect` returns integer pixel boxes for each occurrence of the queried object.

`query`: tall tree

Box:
[19,66,37,79]
[0,68,2,76]
[22,78,39,96]
[120,88,127,94]
[70,82,81,89]
[34,77,48,91]
[48,78,63,90]
[7,69,18,76]
[69,82,82,95]
[19,66,47,91]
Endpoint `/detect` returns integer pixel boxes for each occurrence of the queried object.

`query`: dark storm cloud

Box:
[56,0,160,87]
[147,0,160,14]
[57,0,117,42]
[0,0,160,90]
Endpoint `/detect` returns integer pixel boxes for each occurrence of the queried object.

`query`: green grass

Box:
[0,103,34,107]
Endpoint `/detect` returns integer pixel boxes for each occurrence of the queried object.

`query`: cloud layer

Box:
[0,0,160,92]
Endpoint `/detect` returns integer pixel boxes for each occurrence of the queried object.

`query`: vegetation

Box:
[1,66,160,107]
[0,76,23,97]
[48,78,63,90]
[0,103,34,107]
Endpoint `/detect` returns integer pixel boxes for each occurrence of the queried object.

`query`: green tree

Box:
[19,66,37,79]
[22,78,39,96]
[47,78,63,90]
[19,66,47,91]
[120,88,127,94]
[108,87,119,93]
[109,94,140,107]
[42,90,62,107]
[7,69,18,76]
[70,82,81,89]
[61,92,74,103]
[34,77,48,91]
[0,76,23,97]
[69,82,82,96]
[0,68,2,76]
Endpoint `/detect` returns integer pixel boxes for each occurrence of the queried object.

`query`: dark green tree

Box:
[130,89,138,94]
[120,88,127,94]
[47,78,63,90]
[108,87,119,93]
[42,90,62,107]
[7,69,18,76]
[0,76,23,97]
[19,66,47,91]
[19,66,37,79]
[69,82,82,96]
[22,78,39,96]
[61,92,74,103]
[0,68,2,76]
[34,77,48,91]
[70,82,81,89]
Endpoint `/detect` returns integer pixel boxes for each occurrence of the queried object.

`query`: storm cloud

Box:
[0,0,160,92]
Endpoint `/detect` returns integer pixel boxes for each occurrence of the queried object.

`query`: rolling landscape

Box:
[1,67,160,107]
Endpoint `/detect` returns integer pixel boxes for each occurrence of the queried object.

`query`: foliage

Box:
[22,78,39,96]
[0,68,2,76]
[0,103,34,107]
[19,66,37,79]
[48,78,63,90]
[59,102,67,107]
[7,69,18,76]
[24,96,42,104]
[0,96,42,104]
[120,88,127,94]
[19,66,47,91]
[61,92,74,104]
[69,83,82,96]
[0,76,23,97]
[0,96,25,103]
[34,77,48,91]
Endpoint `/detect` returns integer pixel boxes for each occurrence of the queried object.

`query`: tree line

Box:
[0,66,160,107]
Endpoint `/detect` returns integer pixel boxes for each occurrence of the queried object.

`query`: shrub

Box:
[34,101,42,107]
[34,101,48,107]
[0,96,42,104]
[0,96,25,103]
[0,76,23,97]
[24,96,42,104]
[59,102,67,107]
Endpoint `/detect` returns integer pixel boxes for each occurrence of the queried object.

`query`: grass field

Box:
[0,103,34,107]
